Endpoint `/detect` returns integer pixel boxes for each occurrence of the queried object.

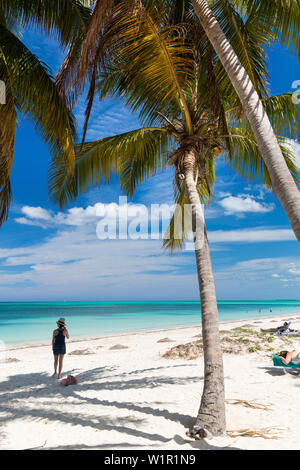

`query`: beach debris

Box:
[23,440,47,450]
[5,357,21,363]
[227,427,287,440]
[157,338,175,343]
[61,375,78,386]
[68,349,95,355]
[226,399,271,410]
[186,425,212,440]
[109,344,129,350]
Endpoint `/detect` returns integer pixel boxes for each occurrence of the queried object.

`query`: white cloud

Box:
[208,228,295,243]
[2,210,300,300]
[21,206,52,220]
[282,139,300,170]
[14,204,297,244]
[14,217,47,228]
[288,264,300,275]
[0,226,196,300]
[295,141,300,170]
[219,195,274,215]
[15,202,160,228]
[213,256,300,298]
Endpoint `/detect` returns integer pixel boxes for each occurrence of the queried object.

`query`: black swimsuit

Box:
[53,328,66,355]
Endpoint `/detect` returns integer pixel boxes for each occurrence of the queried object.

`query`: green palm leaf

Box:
[163,157,215,252]
[225,126,300,189]
[210,0,271,98]
[0,0,92,47]
[0,60,15,224]
[50,127,173,207]
[0,23,76,173]
[237,0,300,61]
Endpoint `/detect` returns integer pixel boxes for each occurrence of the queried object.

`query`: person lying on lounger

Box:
[278,350,300,365]
[261,322,290,333]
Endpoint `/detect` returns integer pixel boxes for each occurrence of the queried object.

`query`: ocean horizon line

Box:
[0,299,300,304]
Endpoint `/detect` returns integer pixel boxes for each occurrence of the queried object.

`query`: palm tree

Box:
[0,0,92,224]
[192,0,300,242]
[51,2,299,435]
[56,0,300,242]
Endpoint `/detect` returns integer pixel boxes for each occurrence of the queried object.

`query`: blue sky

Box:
[0,30,299,301]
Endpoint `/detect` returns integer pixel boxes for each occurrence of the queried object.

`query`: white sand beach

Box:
[1,314,300,450]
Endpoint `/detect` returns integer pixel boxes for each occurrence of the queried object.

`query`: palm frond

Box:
[114,4,194,129]
[72,2,194,135]
[224,126,300,189]
[0,59,16,226]
[162,180,190,252]
[163,155,215,252]
[210,0,271,98]
[239,0,300,61]
[0,24,76,174]
[0,0,92,47]
[49,126,173,207]
[263,93,298,138]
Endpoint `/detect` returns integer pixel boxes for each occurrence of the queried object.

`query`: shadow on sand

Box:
[260,366,300,377]
[0,363,239,450]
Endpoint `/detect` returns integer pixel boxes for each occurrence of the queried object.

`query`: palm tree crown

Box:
[52,0,299,222]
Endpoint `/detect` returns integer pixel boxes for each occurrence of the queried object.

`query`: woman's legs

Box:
[58,354,64,378]
[53,355,58,377]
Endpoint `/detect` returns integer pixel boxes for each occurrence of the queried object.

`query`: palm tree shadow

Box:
[0,364,203,448]
[173,434,241,450]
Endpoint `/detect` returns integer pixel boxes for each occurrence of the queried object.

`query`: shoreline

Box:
[5,311,300,352]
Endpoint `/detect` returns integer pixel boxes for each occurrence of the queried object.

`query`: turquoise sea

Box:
[1,301,300,345]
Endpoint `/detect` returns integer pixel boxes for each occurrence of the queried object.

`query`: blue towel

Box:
[272,355,300,368]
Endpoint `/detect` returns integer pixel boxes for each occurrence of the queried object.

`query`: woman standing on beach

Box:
[52,318,69,379]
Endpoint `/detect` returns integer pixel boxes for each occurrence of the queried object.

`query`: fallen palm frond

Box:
[227,427,287,440]
[23,440,47,450]
[226,399,271,410]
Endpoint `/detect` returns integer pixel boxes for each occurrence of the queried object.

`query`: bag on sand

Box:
[61,375,78,386]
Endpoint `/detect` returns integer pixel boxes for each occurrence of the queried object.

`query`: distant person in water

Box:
[52,318,69,379]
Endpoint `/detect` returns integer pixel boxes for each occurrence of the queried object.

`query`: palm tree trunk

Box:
[192,0,300,243]
[183,148,226,436]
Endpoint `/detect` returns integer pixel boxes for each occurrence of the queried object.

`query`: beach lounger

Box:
[277,330,300,337]
[272,322,300,337]
[272,356,300,374]
[272,322,291,335]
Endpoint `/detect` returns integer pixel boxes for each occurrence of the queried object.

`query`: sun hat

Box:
[57,317,66,327]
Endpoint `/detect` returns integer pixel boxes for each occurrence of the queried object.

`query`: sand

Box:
[1,314,300,450]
